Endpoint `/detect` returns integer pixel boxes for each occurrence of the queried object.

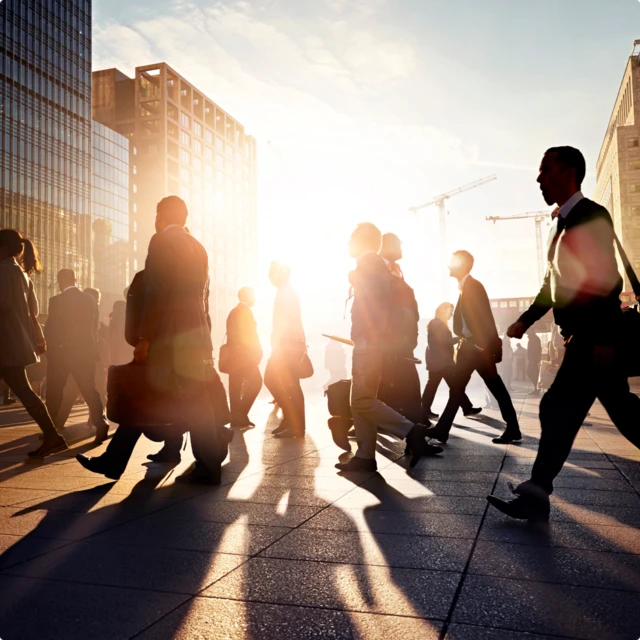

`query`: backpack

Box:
[387,273,419,352]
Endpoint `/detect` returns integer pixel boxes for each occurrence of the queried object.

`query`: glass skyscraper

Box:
[92,121,129,316]
[0,0,92,311]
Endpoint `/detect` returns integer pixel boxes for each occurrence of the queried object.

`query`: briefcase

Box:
[325,379,352,418]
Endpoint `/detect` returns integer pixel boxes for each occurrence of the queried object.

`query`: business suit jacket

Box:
[518,198,622,342]
[425,318,456,372]
[453,275,502,362]
[45,287,99,362]
[138,226,213,372]
[227,303,261,352]
[0,258,40,367]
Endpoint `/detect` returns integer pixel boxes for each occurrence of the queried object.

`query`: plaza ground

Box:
[0,379,639,640]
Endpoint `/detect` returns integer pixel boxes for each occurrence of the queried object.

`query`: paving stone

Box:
[446,623,587,639]
[0,487,60,507]
[92,515,291,555]
[0,575,188,640]
[137,595,444,639]
[260,528,473,571]
[3,540,246,594]
[206,556,459,618]
[301,507,481,538]
[470,540,640,591]
[0,533,71,570]
[453,575,640,639]
[358,477,494,497]
[333,490,488,514]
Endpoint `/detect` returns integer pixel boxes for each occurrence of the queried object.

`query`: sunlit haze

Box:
[93,0,640,345]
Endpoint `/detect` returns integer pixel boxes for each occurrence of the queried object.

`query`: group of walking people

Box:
[2,145,640,520]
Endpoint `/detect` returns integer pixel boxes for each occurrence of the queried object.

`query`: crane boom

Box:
[409,175,497,213]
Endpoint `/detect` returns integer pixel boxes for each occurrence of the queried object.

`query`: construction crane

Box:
[409,175,497,297]
[485,211,552,285]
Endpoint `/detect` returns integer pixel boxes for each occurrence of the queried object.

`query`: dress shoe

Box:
[175,469,221,486]
[423,425,449,444]
[272,422,288,435]
[486,481,550,522]
[492,429,522,444]
[147,449,182,463]
[273,429,304,439]
[28,434,68,458]
[463,407,482,417]
[76,453,121,480]
[328,417,352,452]
[93,419,110,444]
[335,457,377,472]
[405,425,443,467]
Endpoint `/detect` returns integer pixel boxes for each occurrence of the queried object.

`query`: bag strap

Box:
[613,231,640,301]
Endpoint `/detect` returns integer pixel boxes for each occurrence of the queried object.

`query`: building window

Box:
[193,122,203,137]
[180,149,191,165]
[631,161,640,171]
[205,130,213,144]
[193,140,203,155]
[629,138,640,148]
[180,130,191,147]
[631,184,640,193]
[180,112,191,128]
[168,104,178,120]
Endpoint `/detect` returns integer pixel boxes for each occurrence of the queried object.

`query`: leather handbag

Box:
[218,341,235,374]
[613,233,640,377]
[297,347,314,379]
[325,379,352,418]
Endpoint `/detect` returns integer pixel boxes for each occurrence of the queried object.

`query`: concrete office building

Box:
[595,40,640,290]
[92,63,257,341]
[91,121,129,317]
[0,0,93,310]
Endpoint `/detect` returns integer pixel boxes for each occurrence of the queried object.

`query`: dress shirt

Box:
[557,191,584,219]
[457,273,471,337]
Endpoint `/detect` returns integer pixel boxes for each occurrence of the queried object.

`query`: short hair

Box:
[157,195,188,226]
[352,223,382,253]
[545,146,586,189]
[238,286,254,303]
[57,268,76,283]
[452,250,474,272]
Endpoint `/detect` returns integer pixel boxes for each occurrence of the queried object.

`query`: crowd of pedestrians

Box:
[1,145,639,522]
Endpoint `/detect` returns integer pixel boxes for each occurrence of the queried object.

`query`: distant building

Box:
[92,121,130,317]
[595,40,640,290]
[91,63,257,342]
[0,0,93,309]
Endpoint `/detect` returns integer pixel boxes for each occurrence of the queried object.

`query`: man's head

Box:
[537,146,586,207]
[268,261,291,288]
[238,286,256,307]
[57,268,76,292]
[449,250,474,281]
[84,287,101,305]
[348,223,382,259]
[156,196,189,232]
[380,233,403,262]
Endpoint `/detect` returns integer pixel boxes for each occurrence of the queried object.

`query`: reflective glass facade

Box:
[0,0,92,310]
[92,121,129,315]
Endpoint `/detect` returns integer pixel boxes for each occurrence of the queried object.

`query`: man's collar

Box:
[458,273,471,292]
[62,285,78,293]
[558,191,584,219]
[163,224,184,233]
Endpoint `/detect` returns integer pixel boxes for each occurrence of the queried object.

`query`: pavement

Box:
[0,382,639,640]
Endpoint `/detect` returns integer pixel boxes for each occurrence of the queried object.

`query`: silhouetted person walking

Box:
[45,269,111,444]
[376,233,422,423]
[0,229,67,457]
[488,146,640,521]
[425,251,521,445]
[421,302,480,422]
[513,344,526,381]
[335,223,441,473]
[227,286,263,428]
[264,262,307,439]
[77,196,223,484]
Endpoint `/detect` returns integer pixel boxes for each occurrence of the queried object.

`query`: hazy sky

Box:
[93,0,640,336]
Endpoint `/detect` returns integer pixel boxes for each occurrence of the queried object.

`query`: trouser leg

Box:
[351,347,415,460]
[161,434,184,456]
[1,367,60,439]
[71,358,106,426]
[101,424,142,475]
[477,357,520,431]
[264,357,284,407]
[421,371,443,415]
[443,366,474,413]
[228,373,243,419]
[184,379,220,479]
[435,352,475,435]
[279,360,305,435]
[46,359,70,430]
[530,343,596,494]
[241,366,262,417]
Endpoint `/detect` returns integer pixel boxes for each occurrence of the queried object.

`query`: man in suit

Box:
[335,223,442,473]
[77,196,224,484]
[227,286,262,428]
[425,251,521,445]
[45,269,111,443]
[264,262,307,439]
[488,146,640,521]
